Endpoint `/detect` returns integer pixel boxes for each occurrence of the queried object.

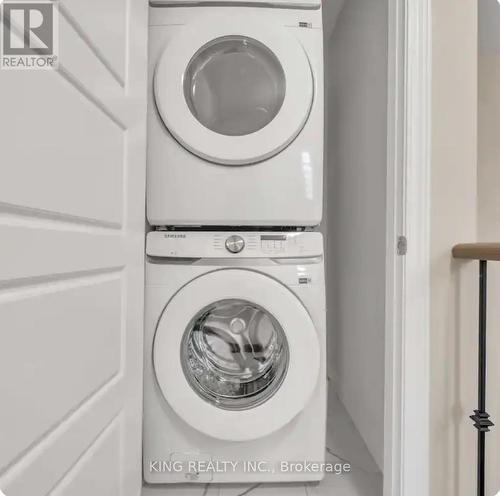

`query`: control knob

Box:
[225,235,245,254]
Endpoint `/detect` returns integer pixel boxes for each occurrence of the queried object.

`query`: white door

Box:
[154,19,314,165]
[153,270,321,441]
[0,1,148,496]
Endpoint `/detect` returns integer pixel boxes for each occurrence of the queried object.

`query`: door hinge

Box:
[397,236,408,256]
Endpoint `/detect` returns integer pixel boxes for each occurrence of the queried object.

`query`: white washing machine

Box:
[147,0,324,227]
[143,231,326,484]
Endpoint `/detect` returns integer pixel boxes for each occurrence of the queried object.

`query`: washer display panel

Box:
[153,270,320,441]
[154,20,314,165]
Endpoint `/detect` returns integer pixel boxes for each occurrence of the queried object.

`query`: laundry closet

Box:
[0,1,392,496]
[144,0,388,495]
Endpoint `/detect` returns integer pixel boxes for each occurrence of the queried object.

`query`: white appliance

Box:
[143,231,326,484]
[147,0,324,227]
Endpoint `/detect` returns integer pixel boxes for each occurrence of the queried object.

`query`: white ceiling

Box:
[479,0,500,54]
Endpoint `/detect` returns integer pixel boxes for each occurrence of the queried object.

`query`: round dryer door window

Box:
[153,270,320,442]
[154,20,314,165]
[184,36,286,137]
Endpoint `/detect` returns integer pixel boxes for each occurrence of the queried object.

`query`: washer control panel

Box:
[146,231,323,259]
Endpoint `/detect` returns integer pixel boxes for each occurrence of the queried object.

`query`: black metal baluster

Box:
[470,260,494,496]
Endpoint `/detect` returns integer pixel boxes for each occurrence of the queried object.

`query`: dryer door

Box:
[154,19,314,165]
[153,269,320,441]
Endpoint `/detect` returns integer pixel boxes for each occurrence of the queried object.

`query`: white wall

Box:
[430,1,478,495]
[478,1,500,493]
[324,0,388,471]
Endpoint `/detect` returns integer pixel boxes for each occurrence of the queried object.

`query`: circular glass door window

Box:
[181,299,289,411]
[183,36,286,137]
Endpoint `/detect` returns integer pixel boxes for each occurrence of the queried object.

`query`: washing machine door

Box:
[154,19,314,165]
[153,269,321,441]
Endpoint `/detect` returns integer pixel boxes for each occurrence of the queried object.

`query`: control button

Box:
[225,235,245,254]
[261,239,286,254]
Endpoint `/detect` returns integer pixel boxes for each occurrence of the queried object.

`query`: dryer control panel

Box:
[146,231,323,259]
[150,0,321,8]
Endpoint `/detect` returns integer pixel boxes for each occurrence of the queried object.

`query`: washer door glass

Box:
[181,299,289,411]
[184,36,286,137]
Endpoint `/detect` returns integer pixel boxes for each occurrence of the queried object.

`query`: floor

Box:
[142,392,383,496]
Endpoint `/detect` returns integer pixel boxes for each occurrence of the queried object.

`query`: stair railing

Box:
[452,243,500,496]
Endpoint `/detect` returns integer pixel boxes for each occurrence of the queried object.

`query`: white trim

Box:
[385,0,431,495]
[384,0,405,492]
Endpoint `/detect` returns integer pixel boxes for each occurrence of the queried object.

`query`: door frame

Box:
[385,0,431,495]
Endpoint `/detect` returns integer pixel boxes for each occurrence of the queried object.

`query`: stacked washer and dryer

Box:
[144,0,326,486]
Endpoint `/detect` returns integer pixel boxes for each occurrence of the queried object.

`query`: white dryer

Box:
[147,0,324,227]
[143,231,326,484]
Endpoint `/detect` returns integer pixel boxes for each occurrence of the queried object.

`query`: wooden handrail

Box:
[452,243,500,261]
